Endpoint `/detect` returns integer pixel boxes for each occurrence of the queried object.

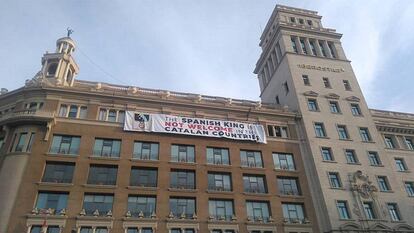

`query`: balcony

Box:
[0,109,54,125]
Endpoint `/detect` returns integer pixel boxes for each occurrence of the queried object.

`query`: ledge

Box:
[240,166,265,170]
[130,158,159,164]
[168,161,197,166]
[36,182,73,187]
[206,190,234,195]
[168,188,198,193]
[242,192,270,196]
[45,153,79,158]
[322,160,337,163]
[277,194,305,199]
[127,186,158,191]
[83,184,117,189]
[89,156,120,161]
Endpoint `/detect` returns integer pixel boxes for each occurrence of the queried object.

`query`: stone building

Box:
[255,4,414,233]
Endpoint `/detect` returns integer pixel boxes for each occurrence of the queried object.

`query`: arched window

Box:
[47,63,58,76]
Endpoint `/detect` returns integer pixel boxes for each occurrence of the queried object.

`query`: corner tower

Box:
[255,5,414,232]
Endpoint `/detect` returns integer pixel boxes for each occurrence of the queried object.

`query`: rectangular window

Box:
[405,182,414,196]
[377,176,391,191]
[298,18,304,24]
[127,195,156,218]
[277,177,301,195]
[282,203,305,223]
[343,80,352,91]
[246,201,270,222]
[337,125,349,140]
[351,103,362,116]
[273,153,295,170]
[58,105,68,117]
[309,40,317,55]
[93,138,121,157]
[359,128,372,142]
[319,41,327,57]
[68,105,79,118]
[337,201,350,219]
[300,38,307,54]
[307,99,318,111]
[130,167,157,187]
[328,172,342,188]
[384,136,396,149]
[171,145,195,163]
[302,75,310,85]
[321,147,334,161]
[98,109,107,121]
[35,192,68,212]
[208,172,232,191]
[108,110,117,122]
[363,202,376,219]
[290,17,295,23]
[133,142,159,160]
[14,132,27,152]
[405,138,414,150]
[79,106,88,119]
[368,151,381,166]
[387,203,401,221]
[329,101,340,113]
[170,169,195,189]
[243,174,267,193]
[314,122,326,138]
[267,125,289,138]
[323,77,331,88]
[83,194,113,216]
[42,162,75,183]
[87,165,118,185]
[395,158,408,171]
[50,135,81,155]
[80,227,93,233]
[209,199,234,221]
[206,147,230,165]
[169,197,196,218]
[240,150,263,168]
[97,108,125,123]
[327,42,336,58]
[291,36,298,53]
[345,149,358,164]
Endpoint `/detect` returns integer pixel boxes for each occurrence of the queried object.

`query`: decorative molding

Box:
[325,93,340,99]
[303,91,319,97]
[345,96,361,102]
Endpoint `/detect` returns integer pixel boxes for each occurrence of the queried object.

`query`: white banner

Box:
[124,111,266,143]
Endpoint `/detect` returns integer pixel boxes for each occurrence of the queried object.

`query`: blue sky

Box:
[1,0,413,112]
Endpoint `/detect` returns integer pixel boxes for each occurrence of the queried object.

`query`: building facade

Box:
[0,37,318,232]
[255,4,414,233]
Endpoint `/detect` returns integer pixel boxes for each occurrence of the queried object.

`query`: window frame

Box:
[171,144,195,163]
[307,98,319,111]
[336,200,351,220]
[314,122,327,138]
[328,172,342,188]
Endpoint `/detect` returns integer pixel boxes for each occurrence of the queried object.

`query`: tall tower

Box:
[255,5,414,232]
[40,35,79,86]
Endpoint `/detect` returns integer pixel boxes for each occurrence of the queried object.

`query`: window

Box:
[171,229,195,233]
[337,201,350,219]
[209,199,234,221]
[387,203,401,221]
[359,128,371,142]
[322,77,331,88]
[328,172,342,188]
[298,18,304,24]
[127,195,156,217]
[133,142,159,160]
[290,17,295,23]
[95,228,108,233]
[14,132,27,152]
[128,229,153,233]
[309,40,317,55]
[282,203,305,223]
[42,162,75,183]
[208,172,232,191]
[171,145,195,163]
[299,38,307,54]
[350,103,362,116]
[291,36,298,53]
[79,106,88,119]
[170,170,195,189]
[267,125,289,138]
[12,132,35,153]
[80,228,93,233]
[243,175,267,193]
[35,192,68,212]
[343,80,352,91]
[83,194,113,216]
[277,177,300,195]
[98,108,125,123]
[87,165,118,185]
[307,20,313,26]
[307,99,318,111]
[47,63,58,75]
[405,137,414,150]
[46,226,60,233]
[169,197,195,218]
[68,105,78,118]
[327,42,336,58]
[130,167,157,187]
[405,182,414,196]
[314,123,326,138]
[345,150,358,164]
[240,150,263,168]
[207,147,230,165]
[363,202,376,219]
[93,138,121,157]
[384,136,396,149]
[395,158,408,171]
[302,75,310,85]
[337,125,349,140]
[58,104,87,118]
[50,135,81,155]
[273,153,295,170]
[283,81,289,94]
[30,226,42,233]
[319,41,327,57]
[377,176,391,191]
[321,147,334,161]
[368,152,381,166]
[59,105,68,117]
[246,201,270,222]
[329,101,340,113]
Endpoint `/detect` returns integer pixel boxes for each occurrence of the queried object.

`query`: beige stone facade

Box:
[256,4,414,233]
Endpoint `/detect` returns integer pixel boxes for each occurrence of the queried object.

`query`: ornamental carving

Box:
[350,170,377,199]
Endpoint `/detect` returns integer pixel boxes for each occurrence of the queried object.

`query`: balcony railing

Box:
[170,184,195,190]
[207,185,232,192]
[279,190,301,196]
[283,218,310,224]
[42,177,72,184]
[244,187,267,194]
[0,109,54,124]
